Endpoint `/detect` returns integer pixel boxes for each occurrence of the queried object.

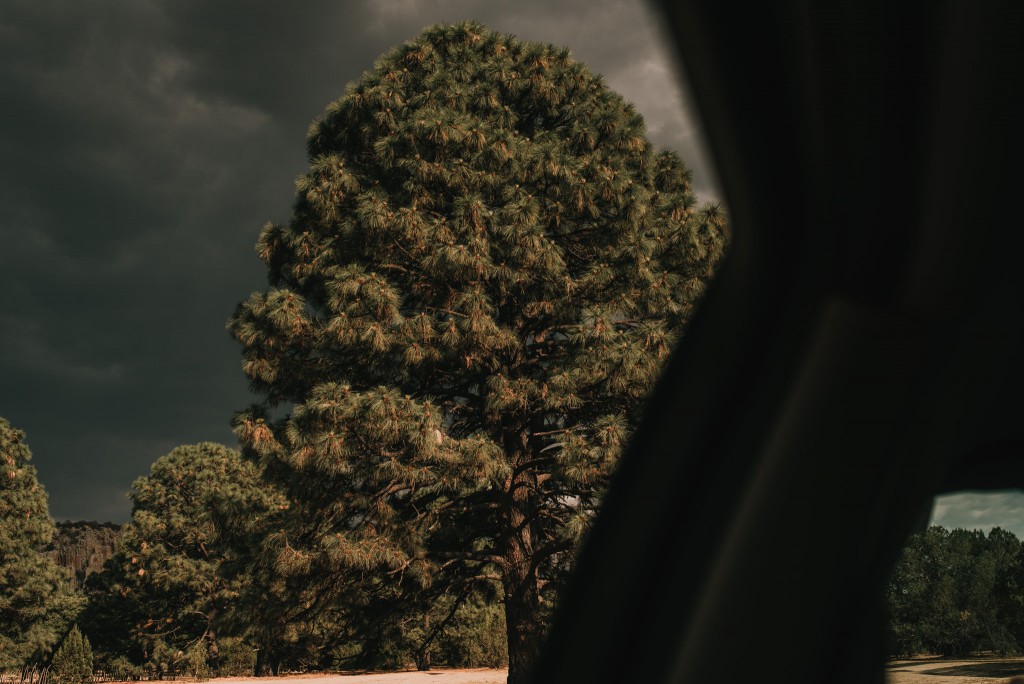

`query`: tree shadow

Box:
[911,660,1024,677]
[887,657,947,667]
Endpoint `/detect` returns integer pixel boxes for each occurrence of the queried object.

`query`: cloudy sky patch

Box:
[930,491,1024,538]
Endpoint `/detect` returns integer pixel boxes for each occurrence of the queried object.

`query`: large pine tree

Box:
[229,21,726,682]
[0,417,82,670]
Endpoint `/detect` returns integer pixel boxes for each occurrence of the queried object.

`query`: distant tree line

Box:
[888,525,1024,657]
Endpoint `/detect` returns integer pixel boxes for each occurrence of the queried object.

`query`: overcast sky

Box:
[931,491,1024,539]
[0,0,724,521]
[4,2,1023,535]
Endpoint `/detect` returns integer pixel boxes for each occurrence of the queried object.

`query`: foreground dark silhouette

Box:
[533,3,1024,684]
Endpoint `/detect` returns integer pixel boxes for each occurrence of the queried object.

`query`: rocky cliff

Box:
[48,520,121,588]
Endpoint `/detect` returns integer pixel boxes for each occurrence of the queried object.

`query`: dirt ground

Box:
[887,657,1024,683]
[208,659,1024,684]
[214,670,507,684]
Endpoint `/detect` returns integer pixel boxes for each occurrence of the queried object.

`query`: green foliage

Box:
[50,626,93,684]
[78,557,144,669]
[214,637,256,677]
[184,643,212,681]
[228,20,726,682]
[324,588,507,671]
[888,525,1024,657]
[104,655,139,681]
[438,594,508,668]
[0,417,84,669]
[353,622,414,672]
[82,443,278,674]
[207,452,313,675]
[146,642,182,678]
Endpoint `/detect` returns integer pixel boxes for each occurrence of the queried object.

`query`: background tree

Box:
[229,21,726,682]
[50,626,93,684]
[435,588,508,668]
[84,443,279,675]
[0,417,82,670]
[322,580,508,672]
[78,562,145,674]
[211,469,330,676]
[888,525,1024,657]
[982,527,1024,653]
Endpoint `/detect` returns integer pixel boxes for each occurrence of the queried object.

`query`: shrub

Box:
[184,645,211,681]
[106,656,138,681]
[215,638,256,677]
[439,596,508,668]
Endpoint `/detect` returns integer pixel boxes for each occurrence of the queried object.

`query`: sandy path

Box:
[213,671,506,684]
[887,657,1024,683]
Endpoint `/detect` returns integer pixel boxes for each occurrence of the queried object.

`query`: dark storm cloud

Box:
[0,0,720,521]
[0,0,286,520]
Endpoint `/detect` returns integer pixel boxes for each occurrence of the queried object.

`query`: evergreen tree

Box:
[983,527,1024,654]
[207,460,319,676]
[436,589,508,668]
[888,525,1024,657]
[87,443,277,674]
[0,417,83,670]
[228,21,726,682]
[50,626,93,684]
[78,563,141,671]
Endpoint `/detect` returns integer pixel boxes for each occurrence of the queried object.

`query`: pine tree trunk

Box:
[416,612,432,671]
[501,459,543,684]
[254,648,269,677]
[503,541,543,684]
[205,625,220,671]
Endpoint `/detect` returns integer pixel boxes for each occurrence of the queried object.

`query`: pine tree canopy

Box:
[0,417,83,670]
[95,442,274,672]
[228,21,726,682]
